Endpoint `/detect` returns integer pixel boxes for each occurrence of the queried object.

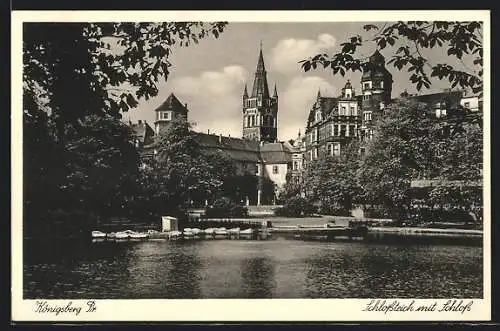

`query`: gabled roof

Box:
[259,142,292,164]
[130,121,155,145]
[154,93,188,114]
[194,132,261,162]
[307,97,338,128]
[409,90,464,109]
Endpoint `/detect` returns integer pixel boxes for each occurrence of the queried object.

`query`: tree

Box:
[303,141,364,215]
[359,100,439,218]
[24,22,228,129]
[301,21,483,94]
[22,22,228,237]
[360,98,483,221]
[426,115,483,222]
[144,117,238,217]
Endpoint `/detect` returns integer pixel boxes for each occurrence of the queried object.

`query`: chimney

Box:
[185,103,188,109]
[228,134,231,138]
[207,129,210,134]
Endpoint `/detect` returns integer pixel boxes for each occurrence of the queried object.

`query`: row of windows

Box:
[363,81,384,90]
[245,98,273,108]
[244,115,275,128]
[338,105,357,116]
[364,111,372,121]
[308,143,341,160]
[308,124,359,143]
[315,106,358,122]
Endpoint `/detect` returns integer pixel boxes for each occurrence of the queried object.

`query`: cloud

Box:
[170,65,248,137]
[278,76,337,140]
[270,34,337,73]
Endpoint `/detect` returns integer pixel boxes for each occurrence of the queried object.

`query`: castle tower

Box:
[360,50,393,135]
[153,93,189,136]
[242,45,278,142]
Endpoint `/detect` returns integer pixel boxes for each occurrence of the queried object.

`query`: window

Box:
[349,125,356,137]
[350,106,355,115]
[315,110,322,122]
[346,93,351,98]
[436,109,447,118]
[313,148,318,159]
[293,161,299,170]
[330,124,335,136]
[335,124,340,136]
[333,143,341,156]
[464,102,470,108]
[340,106,346,115]
[364,82,370,89]
[312,128,318,142]
[380,81,384,88]
[340,125,346,137]
[364,111,372,121]
[328,144,334,156]
[272,165,279,174]
[160,111,172,120]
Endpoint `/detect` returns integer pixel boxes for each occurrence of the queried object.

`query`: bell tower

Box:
[242,44,278,142]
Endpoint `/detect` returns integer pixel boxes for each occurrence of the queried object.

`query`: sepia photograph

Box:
[12,10,490,321]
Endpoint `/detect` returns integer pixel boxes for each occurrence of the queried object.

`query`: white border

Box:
[11,10,491,322]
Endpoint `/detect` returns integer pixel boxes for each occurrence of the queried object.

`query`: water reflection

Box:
[24,239,483,299]
[240,256,276,298]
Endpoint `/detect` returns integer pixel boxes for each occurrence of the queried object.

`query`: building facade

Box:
[242,47,279,143]
[132,47,293,205]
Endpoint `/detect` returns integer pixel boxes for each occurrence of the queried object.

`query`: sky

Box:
[127,22,476,141]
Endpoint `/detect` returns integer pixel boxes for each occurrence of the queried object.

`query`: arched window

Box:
[315,110,322,122]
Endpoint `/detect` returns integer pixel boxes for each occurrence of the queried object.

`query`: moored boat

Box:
[191,228,202,235]
[91,231,107,238]
[168,230,182,240]
[129,232,149,239]
[228,227,240,235]
[214,227,228,236]
[204,228,215,235]
[115,231,130,239]
[240,228,253,235]
[183,228,195,237]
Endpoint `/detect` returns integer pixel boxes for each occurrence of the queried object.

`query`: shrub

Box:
[204,197,249,218]
[274,196,316,217]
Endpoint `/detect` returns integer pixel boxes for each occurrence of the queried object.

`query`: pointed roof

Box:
[251,47,270,98]
[273,84,278,97]
[343,79,352,90]
[317,89,322,99]
[243,84,248,97]
[154,93,188,113]
[369,49,385,65]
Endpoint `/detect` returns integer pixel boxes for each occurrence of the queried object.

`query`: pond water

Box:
[23,238,483,299]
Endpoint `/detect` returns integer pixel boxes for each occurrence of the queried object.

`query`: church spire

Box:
[273,83,278,98]
[251,43,270,98]
[317,88,322,99]
[243,83,248,98]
